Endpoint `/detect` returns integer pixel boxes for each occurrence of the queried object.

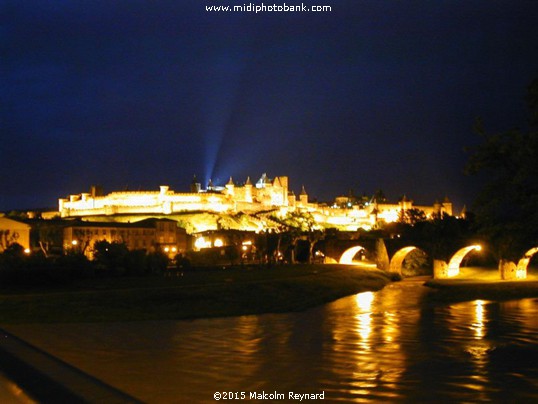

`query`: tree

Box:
[465,79,538,259]
[372,189,387,203]
[92,240,129,273]
[399,208,427,225]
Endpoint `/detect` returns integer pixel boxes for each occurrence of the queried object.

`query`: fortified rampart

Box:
[58,173,454,231]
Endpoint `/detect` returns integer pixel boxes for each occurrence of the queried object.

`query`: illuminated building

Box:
[58,173,453,231]
[0,216,31,253]
[313,195,453,231]
[63,218,188,259]
[59,174,299,218]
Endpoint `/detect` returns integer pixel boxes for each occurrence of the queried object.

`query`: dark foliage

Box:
[0,241,168,287]
[465,79,538,260]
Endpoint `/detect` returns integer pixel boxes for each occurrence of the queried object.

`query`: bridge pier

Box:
[433,260,449,279]
[499,259,527,280]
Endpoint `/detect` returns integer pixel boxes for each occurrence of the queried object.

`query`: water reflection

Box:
[354,291,374,343]
[5,281,538,403]
[473,300,485,339]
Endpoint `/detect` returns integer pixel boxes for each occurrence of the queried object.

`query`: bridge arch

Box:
[339,246,366,264]
[516,247,538,279]
[389,246,427,275]
[447,245,482,277]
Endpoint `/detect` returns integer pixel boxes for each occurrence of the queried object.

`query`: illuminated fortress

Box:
[59,173,453,231]
[59,174,302,217]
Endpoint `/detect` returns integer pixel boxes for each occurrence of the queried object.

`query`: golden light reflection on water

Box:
[447,299,489,341]
[472,300,485,339]
[324,289,408,401]
[382,312,399,344]
[355,291,375,311]
[355,292,374,343]
[234,315,261,356]
[10,282,538,403]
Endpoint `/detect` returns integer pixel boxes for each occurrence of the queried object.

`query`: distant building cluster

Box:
[0,173,455,259]
[0,215,188,260]
[58,173,453,231]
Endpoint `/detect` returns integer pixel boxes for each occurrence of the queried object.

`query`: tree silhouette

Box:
[465,79,538,259]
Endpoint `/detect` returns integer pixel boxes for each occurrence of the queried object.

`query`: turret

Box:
[288,191,296,207]
[300,185,308,206]
[159,185,169,195]
[399,195,412,211]
[190,175,201,193]
[244,176,253,203]
[225,177,235,196]
[433,199,442,217]
[442,196,453,216]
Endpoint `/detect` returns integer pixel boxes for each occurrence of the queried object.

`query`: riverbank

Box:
[0,264,393,323]
[424,266,538,301]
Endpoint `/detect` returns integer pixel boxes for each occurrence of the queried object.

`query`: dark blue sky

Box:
[2,1,537,213]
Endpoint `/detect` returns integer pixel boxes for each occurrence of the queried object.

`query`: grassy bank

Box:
[0,264,393,323]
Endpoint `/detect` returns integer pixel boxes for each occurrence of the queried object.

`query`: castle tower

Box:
[288,190,296,207]
[433,199,442,217]
[159,185,169,195]
[270,176,289,206]
[399,195,412,211]
[225,177,235,196]
[442,196,453,216]
[244,176,253,203]
[90,185,103,197]
[190,175,201,193]
[300,185,308,206]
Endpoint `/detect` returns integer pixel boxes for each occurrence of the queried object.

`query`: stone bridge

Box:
[318,237,538,280]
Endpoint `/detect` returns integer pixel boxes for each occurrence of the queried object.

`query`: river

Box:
[5,277,538,402]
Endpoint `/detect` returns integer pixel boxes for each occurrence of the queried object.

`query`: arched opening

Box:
[447,245,482,277]
[339,246,367,265]
[516,247,538,280]
[389,246,430,276]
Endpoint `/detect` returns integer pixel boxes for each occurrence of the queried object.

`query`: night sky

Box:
[2,1,538,213]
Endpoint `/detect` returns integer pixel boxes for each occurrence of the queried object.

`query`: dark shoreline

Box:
[0,264,393,324]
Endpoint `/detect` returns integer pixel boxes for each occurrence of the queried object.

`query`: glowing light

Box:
[447,245,484,278]
[339,246,365,264]
[355,292,374,342]
[516,267,527,279]
[355,291,374,311]
[24,248,30,254]
[164,247,170,252]
[447,266,460,278]
[389,246,417,274]
[194,237,211,250]
[379,209,399,223]
[214,238,224,247]
[172,247,177,253]
[72,240,78,246]
[515,246,538,280]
